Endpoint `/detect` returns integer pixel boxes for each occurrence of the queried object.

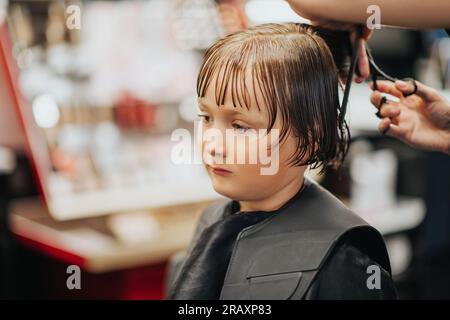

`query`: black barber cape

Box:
[169,183,397,300]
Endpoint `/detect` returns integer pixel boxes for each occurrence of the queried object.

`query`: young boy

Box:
[168,23,397,300]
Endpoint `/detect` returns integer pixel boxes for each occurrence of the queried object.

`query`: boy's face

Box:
[198,75,305,204]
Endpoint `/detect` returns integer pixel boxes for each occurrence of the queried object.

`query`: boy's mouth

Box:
[207,165,232,176]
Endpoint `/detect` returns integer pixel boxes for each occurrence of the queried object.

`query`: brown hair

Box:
[197,23,351,172]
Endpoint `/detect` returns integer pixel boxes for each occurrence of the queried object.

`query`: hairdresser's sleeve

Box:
[304,242,398,300]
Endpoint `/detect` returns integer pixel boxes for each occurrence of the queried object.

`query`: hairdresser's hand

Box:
[307,20,372,83]
[370,80,450,155]
[287,0,372,82]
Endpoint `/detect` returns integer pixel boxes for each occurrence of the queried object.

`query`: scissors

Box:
[340,25,418,124]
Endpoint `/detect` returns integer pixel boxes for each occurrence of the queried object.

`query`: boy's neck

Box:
[238,175,305,213]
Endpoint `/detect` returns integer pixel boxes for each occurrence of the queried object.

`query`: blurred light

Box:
[93,121,121,151]
[170,0,222,50]
[245,0,310,24]
[0,146,16,173]
[32,94,60,128]
[178,95,198,122]
[0,0,6,25]
[16,48,34,69]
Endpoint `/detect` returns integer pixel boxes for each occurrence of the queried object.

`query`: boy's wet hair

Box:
[197,23,351,172]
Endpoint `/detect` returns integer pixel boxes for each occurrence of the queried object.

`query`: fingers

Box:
[395,79,441,103]
[371,91,402,137]
[362,27,373,40]
[371,91,401,117]
[370,90,386,109]
[355,40,369,83]
[369,80,403,98]
[353,27,372,82]
[382,105,400,118]
[370,90,383,109]
[378,118,403,138]
[378,117,391,135]
[379,103,401,118]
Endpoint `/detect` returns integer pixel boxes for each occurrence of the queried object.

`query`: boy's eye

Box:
[197,113,211,123]
[232,123,251,133]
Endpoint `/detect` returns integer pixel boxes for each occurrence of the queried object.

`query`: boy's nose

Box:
[205,138,226,159]
[203,128,227,162]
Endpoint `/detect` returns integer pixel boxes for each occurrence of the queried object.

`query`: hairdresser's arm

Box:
[287,0,450,29]
[370,80,450,155]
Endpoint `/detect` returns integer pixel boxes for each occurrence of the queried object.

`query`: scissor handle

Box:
[367,46,418,98]
[401,77,418,97]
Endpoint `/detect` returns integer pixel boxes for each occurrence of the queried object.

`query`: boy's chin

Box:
[210,181,242,200]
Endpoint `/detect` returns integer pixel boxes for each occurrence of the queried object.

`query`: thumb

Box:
[395,79,440,103]
[362,27,373,40]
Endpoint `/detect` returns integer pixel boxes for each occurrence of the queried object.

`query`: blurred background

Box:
[0,0,449,299]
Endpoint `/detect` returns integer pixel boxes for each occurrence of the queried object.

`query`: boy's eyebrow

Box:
[198,100,246,116]
[197,100,210,110]
[199,99,268,127]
